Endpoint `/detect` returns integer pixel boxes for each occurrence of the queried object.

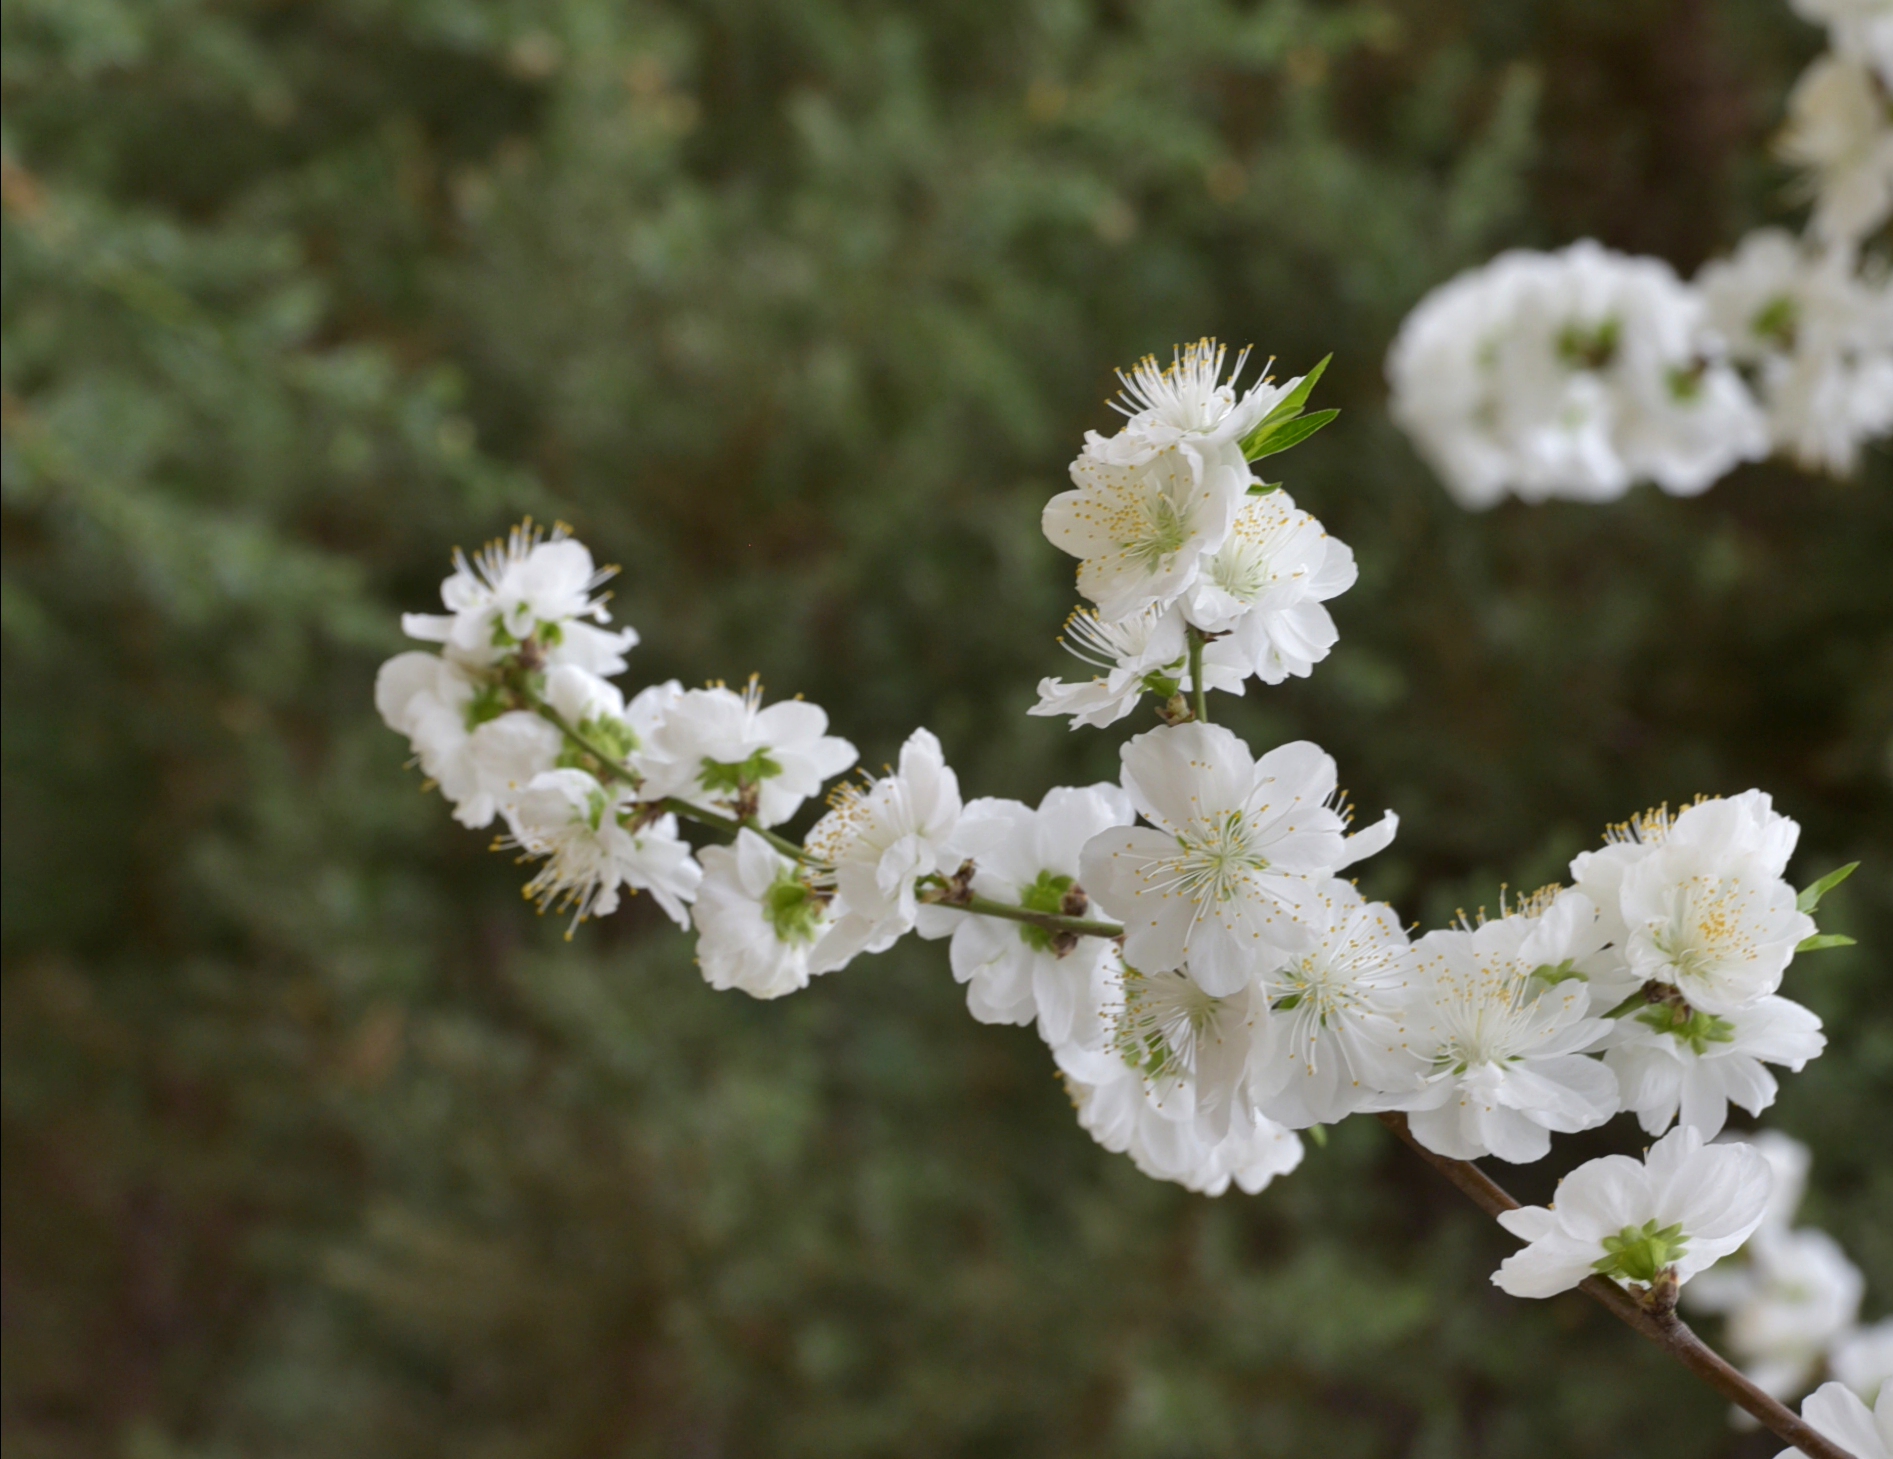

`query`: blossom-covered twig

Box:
[1377,1111,1852,1459]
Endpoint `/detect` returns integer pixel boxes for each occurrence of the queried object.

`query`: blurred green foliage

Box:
[3,0,1888,1455]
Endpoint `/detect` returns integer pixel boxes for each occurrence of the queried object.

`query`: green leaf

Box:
[1795,933,1857,953]
[1246,480,1282,495]
[1255,353,1331,434]
[1602,989,1650,1020]
[1245,408,1339,461]
[1797,861,1858,914]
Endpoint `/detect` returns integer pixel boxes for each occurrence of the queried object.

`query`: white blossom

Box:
[1067,1060,1304,1197]
[1079,722,1395,997]
[1081,338,1299,471]
[804,728,963,972]
[376,650,490,824]
[1780,51,1893,249]
[1493,1126,1773,1299]
[1251,879,1428,1127]
[1689,1227,1866,1400]
[1609,793,1816,1016]
[933,784,1135,1047]
[1029,604,1247,730]
[1397,889,1620,1163]
[691,830,831,999]
[1773,1380,1892,1459]
[1605,994,1826,1139]
[1387,241,1767,508]
[1183,489,1358,685]
[1042,444,1251,624]
[505,768,701,931]
[1696,230,1893,476]
[401,522,637,674]
[639,677,856,827]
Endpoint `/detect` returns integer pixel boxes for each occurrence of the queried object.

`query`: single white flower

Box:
[1183,489,1358,685]
[1398,889,1620,1163]
[1689,1227,1865,1400]
[1030,604,1247,730]
[934,784,1135,1046]
[639,677,856,827]
[1492,1126,1773,1299]
[1068,1062,1304,1197]
[1780,52,1893,249]
[1250,879,1428,1127]
[1773,1380,1892,1459]
[1042,444,1251,624]
[691,830,831,999]
[1081,338,1300,469]
[1615,795,1816,1015]
[506,768,701,931]
[1080,723,1395,997]
[1387,241,1767,508]
[1058,961,1268,1137]
[804,728,963,972]
[1605,993,1826,1139]
[401,521,638,674]
[1832,1322,1893,1405]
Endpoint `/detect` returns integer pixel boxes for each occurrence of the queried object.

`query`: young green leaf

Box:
[1795,932,1857,953]
[1237,353,1330,457]
[1246,480,1282,495]
[1796,861,1858,914]
[1246,407,1339,461]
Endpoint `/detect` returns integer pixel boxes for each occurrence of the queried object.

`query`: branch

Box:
[949,891,1124,941]
[515,684,812,863]
[1374,1113,1849,1459]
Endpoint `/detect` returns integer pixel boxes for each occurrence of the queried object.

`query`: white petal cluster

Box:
[1036,341,1358,728]
[505,769,703,932]
[1386,241,1768,509]
[930,784,1134,1046]
[1492,1126,1773,1299]
[400,520,638,675]
[803,728,964,972]
[1393,2,1893,502]
[1397,889,1620,1163]
[1686,1131,1887,1407]
[639,677,856,828]
[1564,792,1829,1142]
[1696,230,1893,476]
[692,830,832,999]
[1775,1381,1892,1459]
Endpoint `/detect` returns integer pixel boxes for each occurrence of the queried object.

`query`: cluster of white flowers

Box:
[1389,1,1893,505]
[379,338,1868,1454]
[1032,342,1358,728]
[1688,1131,1893,1408]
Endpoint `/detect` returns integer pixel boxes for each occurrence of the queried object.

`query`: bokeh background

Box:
[3,0,1889,1454]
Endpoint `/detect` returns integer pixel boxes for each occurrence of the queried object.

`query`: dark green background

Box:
[3,1,1888,1454]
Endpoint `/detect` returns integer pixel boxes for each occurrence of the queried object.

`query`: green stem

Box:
[1186,627,1208,724]
[659,797,809,863]
[927,890,1124,941]
[518,684,813,863]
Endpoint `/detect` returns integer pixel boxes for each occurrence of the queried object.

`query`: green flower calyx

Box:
[1593,1219,1689,1286]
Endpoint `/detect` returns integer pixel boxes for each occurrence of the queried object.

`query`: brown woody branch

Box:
[1375,1112,1849,1459]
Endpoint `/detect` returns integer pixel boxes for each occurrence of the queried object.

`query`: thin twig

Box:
[950,892,1124,941]
[1375,1112,1848,1459]
[1187,627,1209,725]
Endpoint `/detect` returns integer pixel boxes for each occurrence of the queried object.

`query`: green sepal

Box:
[1602,989,1650,1020]
[1307,1123,1328,1148]
[1593,1219,1688,1286]
[1795,933,1856,953]
[1797,862,1858,914]
[1016,869,1076,953]
[1635,1004,1736,1055]
[1246,480,1282,496]
[698,747,784,796]
[1139,670,1181,700]
[463,681,511,733]
[1245,407,1339,461]
[1530,959,1586,987]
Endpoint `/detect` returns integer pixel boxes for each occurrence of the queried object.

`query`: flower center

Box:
[1592,1220,1689,1286]
[1158,811,1270,906]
